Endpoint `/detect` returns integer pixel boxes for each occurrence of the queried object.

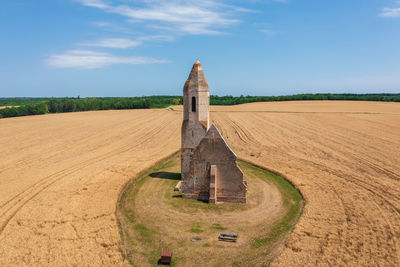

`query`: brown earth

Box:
[1,101,400,266]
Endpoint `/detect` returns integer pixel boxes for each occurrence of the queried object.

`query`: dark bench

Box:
[218,232,238,242]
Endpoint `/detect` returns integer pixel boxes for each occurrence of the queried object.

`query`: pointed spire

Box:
[184,60,209,92]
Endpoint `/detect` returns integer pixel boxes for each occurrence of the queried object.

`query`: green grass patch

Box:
[210,223,226,231]
[135,224,153,244]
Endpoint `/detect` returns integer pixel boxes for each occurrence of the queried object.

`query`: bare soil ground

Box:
[1,101,399,266]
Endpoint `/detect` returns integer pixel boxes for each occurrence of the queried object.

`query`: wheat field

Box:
[0,101,399,266]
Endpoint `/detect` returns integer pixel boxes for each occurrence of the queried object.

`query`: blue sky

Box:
[1,0,399,97]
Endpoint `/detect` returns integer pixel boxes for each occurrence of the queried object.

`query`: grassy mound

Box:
[116,152,303,266]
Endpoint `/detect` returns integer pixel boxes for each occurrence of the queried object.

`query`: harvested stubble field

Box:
[1,101,400,266]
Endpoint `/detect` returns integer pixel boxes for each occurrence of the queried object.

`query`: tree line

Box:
[0,97,180,119]
[210,93,400,105]
[1,93,399,119]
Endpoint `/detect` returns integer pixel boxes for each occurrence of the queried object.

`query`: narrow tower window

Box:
[192,97,196,112]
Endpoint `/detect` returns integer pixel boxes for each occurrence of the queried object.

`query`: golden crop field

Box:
[0,110,181,266]
[0,101,399,266]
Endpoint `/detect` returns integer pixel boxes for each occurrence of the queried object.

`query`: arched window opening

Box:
[192,97,196,112]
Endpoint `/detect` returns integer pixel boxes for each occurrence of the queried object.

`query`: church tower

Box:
[181,61,210,194]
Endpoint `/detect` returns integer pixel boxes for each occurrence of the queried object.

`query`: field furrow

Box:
[211,102,400,266]
[0,110,181,266]
[1,101,399,266]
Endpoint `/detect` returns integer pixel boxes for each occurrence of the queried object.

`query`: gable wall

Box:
[186,130,247,203]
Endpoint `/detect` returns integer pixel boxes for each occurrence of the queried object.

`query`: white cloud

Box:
[47,0,287,69]
[260,29,276,36]
[75,0,246,35]
[91,21,133,34]
[80,38,142,48]
[79,35,174,49]
[380,7,400,17]
[380,1,400,17]
[139,35,174,42]
[46,50,169,69]
[75,0,110,9]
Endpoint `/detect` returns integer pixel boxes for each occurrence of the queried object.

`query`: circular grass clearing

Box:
[116,152,304,266]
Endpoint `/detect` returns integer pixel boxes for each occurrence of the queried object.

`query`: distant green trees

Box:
[210,94,400,105]
[0,103,48,118]
[0,96,178,118]
[0,97,48,106]
[0,93,399,119]
[46,98,153,113]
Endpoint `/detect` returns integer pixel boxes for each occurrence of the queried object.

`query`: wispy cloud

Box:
[79,35,174,49]
[91,21,133,34]
[380,1,400,17]
[80,38,142,48]
[76,0,110,9]
[260,29,276,36]
[50,0,284,69]
[46,50,169,69]
[75,0,246,35]
[380,7,400,17]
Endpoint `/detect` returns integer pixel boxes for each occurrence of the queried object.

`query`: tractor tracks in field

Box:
[0,112,153,176]
[0,113,173,235]
[213,113,261,148]
[274,115,400,202]
[0,146,131,234]
[215,111,400,265]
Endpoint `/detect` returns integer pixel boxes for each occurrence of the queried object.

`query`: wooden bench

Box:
[218,232,238,242]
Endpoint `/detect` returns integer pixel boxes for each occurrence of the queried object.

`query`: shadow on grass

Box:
[157,258,170,265]
[150,172,181,180]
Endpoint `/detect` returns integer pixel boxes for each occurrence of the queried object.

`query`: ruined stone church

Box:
[181,61,247,203]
